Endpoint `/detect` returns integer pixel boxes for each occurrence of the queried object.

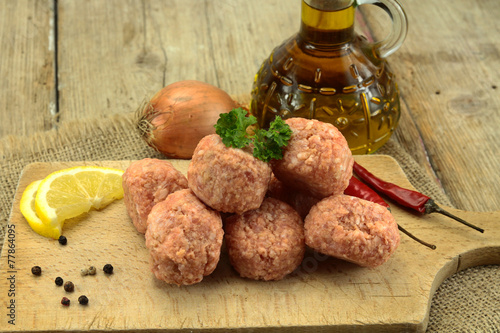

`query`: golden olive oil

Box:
[251,1,401,154]
[301,1,355,43]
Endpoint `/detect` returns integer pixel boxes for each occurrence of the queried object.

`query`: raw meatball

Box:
[188,134,271,214]
[267,174,320,219]
[145,189,224,286]
[225,198,305,281]
[122,158,188,234]
[305,195,400,268]
[271,118,354,198]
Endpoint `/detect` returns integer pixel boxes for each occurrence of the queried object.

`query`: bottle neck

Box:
[299,0,355,46]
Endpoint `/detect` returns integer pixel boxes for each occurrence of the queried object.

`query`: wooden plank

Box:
[359,0,500,212]
[201,1,299,96]
[56,0,299,121]
[357,5,439,186]
[0,157,498,332]
[0,0,55,137]
[5,0,497,213]
[57,0,164,120]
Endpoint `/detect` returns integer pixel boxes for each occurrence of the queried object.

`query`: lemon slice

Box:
[20,180,62,239]
[35,166,124,228]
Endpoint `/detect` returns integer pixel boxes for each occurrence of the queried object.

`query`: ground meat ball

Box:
[145,189,224,286]
[122,158,188,234]
[305,195,400,268]
[188,134,271,214]
[225,198,305,281]
[267,174,320,219]
[270,118,354,199]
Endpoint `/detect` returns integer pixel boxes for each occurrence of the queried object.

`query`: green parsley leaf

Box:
[252,117,292,162]
[251,129,274,162]
[268,115,293,148]
[214,108,257,148]
[214,109,292,162]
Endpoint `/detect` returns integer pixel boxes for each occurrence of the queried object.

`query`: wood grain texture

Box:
[56,0,299,121]
[360,0,500,212]
[1,0,498,213]
[0,0,55,137]
[0,157,498,332]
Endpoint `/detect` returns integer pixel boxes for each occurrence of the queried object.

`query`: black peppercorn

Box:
[55,277,64,286]
[63,281,75,292]
[31,266,42,276]
[61,297,70,306]
[58,235,67,245]
[103,264,114,274]
[78,295,89,305]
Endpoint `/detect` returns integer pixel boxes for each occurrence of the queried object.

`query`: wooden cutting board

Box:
[0,156,498,332]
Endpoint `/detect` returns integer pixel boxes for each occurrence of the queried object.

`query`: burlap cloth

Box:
[0,112,498,332]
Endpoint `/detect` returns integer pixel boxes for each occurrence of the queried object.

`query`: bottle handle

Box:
[355,0,408,58]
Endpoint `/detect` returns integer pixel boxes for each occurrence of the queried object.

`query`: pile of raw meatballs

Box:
[122,118,400,286]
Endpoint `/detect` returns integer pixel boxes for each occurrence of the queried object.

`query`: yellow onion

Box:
[137,80,238,159]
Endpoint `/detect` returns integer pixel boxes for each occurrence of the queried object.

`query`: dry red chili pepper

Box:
[345,176,436,249]
[344,177,391,209]
[352,162,484,233]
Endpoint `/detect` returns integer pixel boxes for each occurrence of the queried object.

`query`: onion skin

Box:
[137,80,239,159]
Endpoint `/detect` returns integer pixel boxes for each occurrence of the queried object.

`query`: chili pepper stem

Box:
[424,199,484,233]
[397,224,436,250]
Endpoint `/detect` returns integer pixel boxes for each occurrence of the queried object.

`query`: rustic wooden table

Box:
[0,1,498,332]
[1,0,498,213]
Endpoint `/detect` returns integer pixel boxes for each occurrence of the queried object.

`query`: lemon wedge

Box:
[34,166,124,229]
[20,180,62,239]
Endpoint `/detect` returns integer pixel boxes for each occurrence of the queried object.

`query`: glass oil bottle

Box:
[250,0,408,154]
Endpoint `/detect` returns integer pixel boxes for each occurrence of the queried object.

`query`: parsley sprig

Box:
[214,108,292,162]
